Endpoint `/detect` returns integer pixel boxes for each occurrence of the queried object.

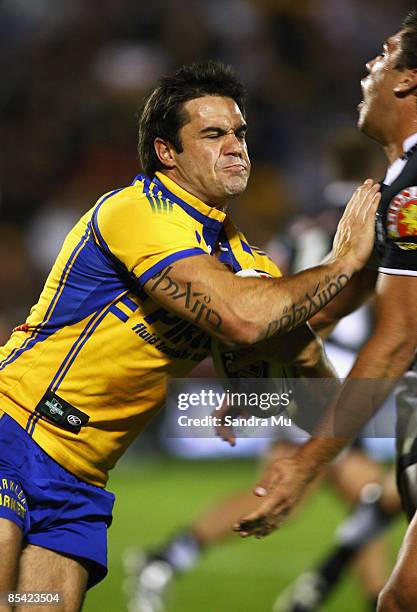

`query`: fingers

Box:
[355,183,380,225]
[215,425,236,446]
[254,475,272,497]
[363,188,381,222]
[234,458,309,538]
[214,416,236,446]
[359,181,381,205]
[235,517,274,539]
[233,468,287,538]
[253,460,282,496]
[213,400,237,446]
[332,179,381,269]
[363,182,381,204]
[347,178,374,208]
[234,495,287,538]
[347,179,380,212]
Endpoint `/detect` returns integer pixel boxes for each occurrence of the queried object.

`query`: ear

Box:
[154,138,176,169]
[394,69,417,96]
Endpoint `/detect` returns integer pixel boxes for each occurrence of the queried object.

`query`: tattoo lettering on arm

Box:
[148,266,223,330]
[265,273,350,339]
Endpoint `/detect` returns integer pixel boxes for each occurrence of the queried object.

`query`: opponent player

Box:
[231,12,417,612]
[0,61,379,609]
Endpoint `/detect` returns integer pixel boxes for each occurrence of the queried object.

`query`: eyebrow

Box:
[199,124,248,136]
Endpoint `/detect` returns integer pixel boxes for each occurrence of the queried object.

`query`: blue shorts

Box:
[0,413,115,588]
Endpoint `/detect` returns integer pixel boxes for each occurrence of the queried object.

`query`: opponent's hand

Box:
[214,397,247,447]
[234,456,321,538]
[331,179,381,272]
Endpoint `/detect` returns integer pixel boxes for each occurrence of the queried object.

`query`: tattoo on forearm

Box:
[149,266,222,330]
[265,273,349,338]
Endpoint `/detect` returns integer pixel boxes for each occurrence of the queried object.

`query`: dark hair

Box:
[138,60,247,177]
[397,10,417,70]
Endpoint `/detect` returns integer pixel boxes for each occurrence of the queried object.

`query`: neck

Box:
[381,112,417,164]
[383,142,403,164]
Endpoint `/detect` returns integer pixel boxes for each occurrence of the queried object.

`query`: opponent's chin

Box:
[357,103,370,133]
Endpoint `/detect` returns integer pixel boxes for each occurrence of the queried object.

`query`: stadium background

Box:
[0,1,414,610]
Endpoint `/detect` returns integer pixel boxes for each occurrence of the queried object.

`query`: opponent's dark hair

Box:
[396,10,417,69]
[138,60,246,177]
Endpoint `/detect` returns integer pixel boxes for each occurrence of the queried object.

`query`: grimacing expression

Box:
[169,96,250,205]
[358,30,407,142]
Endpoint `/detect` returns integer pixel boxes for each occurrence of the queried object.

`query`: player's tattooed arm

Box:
[148,265,223,332]
[145,255,354,348]
[264,273,350,338]
[308,266,378,339]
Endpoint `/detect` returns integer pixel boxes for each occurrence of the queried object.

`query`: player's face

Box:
[170,96,250,206]
[358,30,406,142]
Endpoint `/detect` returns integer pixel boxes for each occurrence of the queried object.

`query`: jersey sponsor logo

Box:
[67,414,82,426]
[45,397,64,416]
[36,391,89,433]
[387,187,417,250]
[132,307,211,362]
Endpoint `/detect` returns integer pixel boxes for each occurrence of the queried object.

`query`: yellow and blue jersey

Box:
[0,172,281,486]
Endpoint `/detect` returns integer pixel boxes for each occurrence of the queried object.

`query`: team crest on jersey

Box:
[387,187,417,250]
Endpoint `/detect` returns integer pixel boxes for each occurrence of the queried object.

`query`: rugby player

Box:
[232,12,417,612]
[0,61,378,610]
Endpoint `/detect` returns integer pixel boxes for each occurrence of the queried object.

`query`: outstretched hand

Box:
[332,179,381,272]
[234,456,321,538]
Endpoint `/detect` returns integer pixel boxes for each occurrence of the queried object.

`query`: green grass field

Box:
[84,458,405,612]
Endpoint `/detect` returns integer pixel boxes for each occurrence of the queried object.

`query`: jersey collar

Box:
[154,172,226,225]
[384,132,417,186]
[402,132,417,155]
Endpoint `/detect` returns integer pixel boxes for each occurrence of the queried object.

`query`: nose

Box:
[223,132,244,157]
[365,56,378,72]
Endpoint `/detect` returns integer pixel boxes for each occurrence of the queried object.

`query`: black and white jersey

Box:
[379,146,417,519]
[376,148,417,277]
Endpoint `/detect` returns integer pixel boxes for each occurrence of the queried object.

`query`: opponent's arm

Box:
[144,181,380,346]
[235,272,417,537]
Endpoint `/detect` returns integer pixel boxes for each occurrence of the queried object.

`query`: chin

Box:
[225,182,248,199]
[358,104,384,144]
[358,108,375,139]
[226,173,250,195]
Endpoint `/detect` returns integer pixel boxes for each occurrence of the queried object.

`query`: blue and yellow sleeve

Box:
[91,187,208,286]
